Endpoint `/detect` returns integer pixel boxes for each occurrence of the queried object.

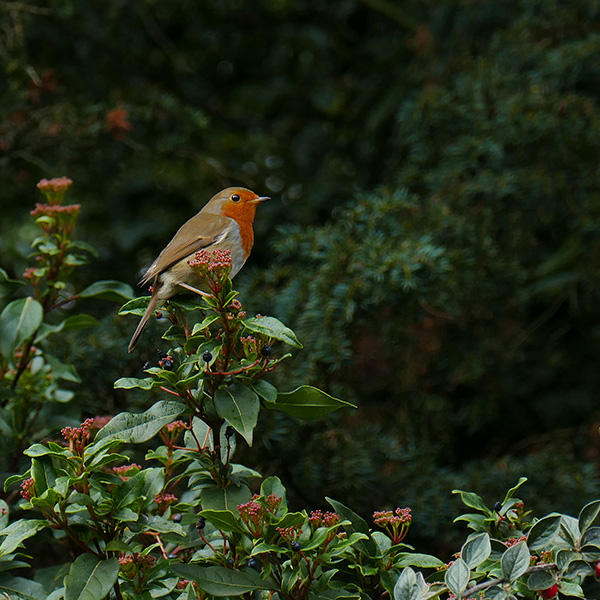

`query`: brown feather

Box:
[139,213,229,286]
[128,282,161,352]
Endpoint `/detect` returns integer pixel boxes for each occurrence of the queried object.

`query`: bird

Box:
[128,187,269,352]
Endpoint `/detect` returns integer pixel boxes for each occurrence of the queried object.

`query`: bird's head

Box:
[206,187,269,223]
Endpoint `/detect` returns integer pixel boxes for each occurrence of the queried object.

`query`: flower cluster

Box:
[188,248,233,294]
[113,464,142,481]
[154,492,178,512]
[308,510,340,529]
[373,507,412,544]
[20,477,35,501]
[36,176,73,204]
[118,552,156,579]
[276,524,303,543]
[61,418,99,455]
[237,494,283,538]
[160,419,187,446]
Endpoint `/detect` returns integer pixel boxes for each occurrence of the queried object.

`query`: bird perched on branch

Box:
[128,187,269,352]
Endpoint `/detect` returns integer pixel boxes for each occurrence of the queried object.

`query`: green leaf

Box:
[113,376,157,390]
[78,280,133,302]
[0,519,46,555]
[326,497,378,557]
[201,485,252,511]
[35,314,100,343]
[144,515,186,537]
[95,400,185,444]
[451,489,492,516]
[199,510,244,534]
[31,455,57,495]
[578,499,600,535]
[214,384,259,446]
[64,554,119,600]
[527,514,564,551]
[461,532,492,569]
[445,557,470,598]
[393,567,423,600]
[501,541,530,581]
[271,385,355,420]
[118,296,150,316]
[526,570,556,591]
[0,576,47,600]
[395,552,444,569]
[243,316,302,348]
[560,581,586,598]
[0,267,25,288]
[170,565,274,595]
[0,297,43,363]
[251,380,278,404]
[501,477,528,504]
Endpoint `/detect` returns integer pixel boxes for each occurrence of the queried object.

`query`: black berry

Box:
[261,344,272,357]
[203,350,213,363]
[225,425,235,438]
[247,558,257,569]
[142,361,152,371]
[493,501,502,513]
[161,359,174,371]
[196,516,206,531]
[172,513,182,523]
[291,541,301,552]
[157,349,167,358]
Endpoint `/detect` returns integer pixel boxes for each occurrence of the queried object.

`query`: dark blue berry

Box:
[261,344,272,357]
[161,359,174,371]
[247,558,257,569]
[172,513,182,523]
[493,501,502,513]
[157,349,167,358]
[203,350,213,363]
[142,361,152,371]
[196,516,206,530]
[291,541,301,552]
[225,425,235,438]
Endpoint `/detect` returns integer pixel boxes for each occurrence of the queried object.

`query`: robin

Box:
[128,187,269,352]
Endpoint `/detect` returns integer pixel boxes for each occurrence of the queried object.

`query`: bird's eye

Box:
[231,194,240,202]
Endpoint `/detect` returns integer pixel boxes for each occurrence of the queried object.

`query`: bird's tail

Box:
[128,290,160,353]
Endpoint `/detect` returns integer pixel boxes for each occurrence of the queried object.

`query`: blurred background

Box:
[1,0,600,552]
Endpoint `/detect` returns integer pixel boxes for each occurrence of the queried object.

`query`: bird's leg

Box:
[178,282,210,297]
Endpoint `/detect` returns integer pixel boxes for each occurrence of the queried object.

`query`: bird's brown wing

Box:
[139,212,228,286]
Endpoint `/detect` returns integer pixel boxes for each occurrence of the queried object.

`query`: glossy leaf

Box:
[64,554,119,600]
[501,541,530,581]
[171,564,274,595]
[78,280,133,302]
[0,576,47,600]
[243,316,302,348]
[326,497,378,557]
[462,532,492,569]
[271,385,355,420]
[214,384,259,446]
[445,557,470,598]
[95,400,185,444]
[0,519,46,556]
[0,297,43,363]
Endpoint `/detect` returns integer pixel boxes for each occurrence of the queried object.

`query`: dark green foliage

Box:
[2,0,600,555]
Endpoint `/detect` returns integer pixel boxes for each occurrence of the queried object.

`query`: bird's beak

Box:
[253,196,270,203]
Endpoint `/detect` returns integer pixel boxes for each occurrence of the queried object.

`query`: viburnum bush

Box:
[2,180,600,599]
